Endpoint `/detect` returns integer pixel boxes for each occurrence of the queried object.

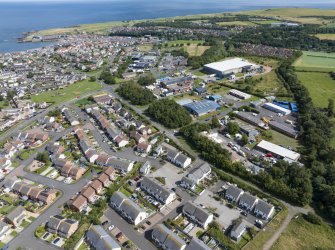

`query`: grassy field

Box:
[217,21,256,26]
[31,79,103,104]
[166,40,204,46]
[293,51,335,72]
[244,207,288,250]
[268,130,299,150]
[315,34,335,40]
[184,45,210,56]
[271,215,335,250]
[240,8,335,24]
[296,72,335,108]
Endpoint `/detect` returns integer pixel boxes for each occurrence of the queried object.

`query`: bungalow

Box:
[230,220,247,242]
[4,206,26,228]
[86,225,121,250]
[254,200,275,220]
[182,202,213,229]
[140,177,175,205]
[225,186,244,202]
[71,195,88,212]
[110,192,147,225]
[151,224,186,250]
[238,193,258,211]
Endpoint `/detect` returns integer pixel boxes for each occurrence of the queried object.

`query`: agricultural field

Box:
[293,51,335,72]
[314,34,335,40]
[241,8,335,25]
[271,215,335,250]
[296,72,335,108]
[165,40,210,56]
[31,79,103,104]
[217,21,256,26]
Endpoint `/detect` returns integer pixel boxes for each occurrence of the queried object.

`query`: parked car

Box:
[146,221,151,225]
[108,225,115,231]
[52,237,60,245]
[102,220,109,226]
[42,232,50,240]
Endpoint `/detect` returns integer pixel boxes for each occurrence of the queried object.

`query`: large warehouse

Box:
[203,58,258,77]
[256,140,300,162]
[183,100,220,117]
[262,102,291,115]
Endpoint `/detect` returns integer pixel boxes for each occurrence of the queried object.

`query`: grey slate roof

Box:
[254,200,274,216]
[183,202,212,225]
[186,163,211,184]
[152,224,186,250]
[5,206,25,222]
[239,193,258,208]
[186,238,211,250]
[225,186,244,200]
[141,177,174,204]
[47,215,64,231]
[106,158,132,173]
[86,225,120,250]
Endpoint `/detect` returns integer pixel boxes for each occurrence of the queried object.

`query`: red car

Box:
[266,153,273,157]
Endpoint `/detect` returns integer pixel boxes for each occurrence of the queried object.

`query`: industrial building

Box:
[262,103,291,115]
[256,140,300,161]
[183,100,220,117]
[235,112,266,128]
[229,89,252,100]
[269,121,298,138]
[235,119,259,137]
[203,58,258,77]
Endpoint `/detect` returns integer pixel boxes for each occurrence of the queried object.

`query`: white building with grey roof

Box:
[225,185,244,202]
[230,220,247,241]
[181,163,211,190]
[238,193,258,211]
[165,147,191,169]
[182,201,213,229]
[151,224,187,250]
[106,158,134,173]
[254,200,275,220]
[110,191,147,225]
[140,177,176,205]
[186,238,211,250]
[86,225,121,250]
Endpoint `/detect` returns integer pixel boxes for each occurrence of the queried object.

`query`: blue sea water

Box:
[0,0,334,53]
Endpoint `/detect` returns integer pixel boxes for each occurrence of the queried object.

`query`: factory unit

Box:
[229,89,252,100]
[262,103,291,115]
[235,112,266,128]
[269,121,298,138]
[256,140,300,162]
[183,100,221,117]
[235,119,259,137]
[203,58,258,77]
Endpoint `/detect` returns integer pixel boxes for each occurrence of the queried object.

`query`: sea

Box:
[0,0,334,53]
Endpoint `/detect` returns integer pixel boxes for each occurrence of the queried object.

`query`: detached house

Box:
[47,215,79,239]
[5,206,26,228]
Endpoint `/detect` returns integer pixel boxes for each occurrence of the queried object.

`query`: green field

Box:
[293,51,335,72]
[315,34,335,41]
[271,216,335,250]
[217,21,256,26]
[296,72,335,108]
[31,80,103,104]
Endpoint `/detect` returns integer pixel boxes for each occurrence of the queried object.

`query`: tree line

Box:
[117,81,156,106]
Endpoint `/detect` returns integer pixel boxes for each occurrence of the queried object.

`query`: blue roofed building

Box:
[184,100,221,117]
[208,94,222,102]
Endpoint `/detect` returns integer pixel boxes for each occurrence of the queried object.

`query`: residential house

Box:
[82,187,97,203]
[4,206,26,228]
[86,225,121,250]
[47,215,79,238]
[137,142,152,154]
[69,167,85,180]
[139,161,151,175]
[140,177,175,205]
[129,131,146,144]
[70,195,88,212]
[0,221,11,241]
[28,187,43,201]
[104,167,117,181]
[97,173,112,188]
[254,200,275,220]
[151,224,187,250]
[230,220,247,241]
[225,186,244,202]
[90,179,103,194]
[165,147,191,169]
[37,189,57,205]
[182,202,213,229]
[181,163,211,190]
[110,192,147,225]
[238,193,258,211]
[106,158,134,173]
[186,238,211,250]
[0,157,11,169]
[3,177,20,190]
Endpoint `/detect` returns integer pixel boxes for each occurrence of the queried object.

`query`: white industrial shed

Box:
[203,58,258,77]
[262,103,291,115]
[256,140,300,161]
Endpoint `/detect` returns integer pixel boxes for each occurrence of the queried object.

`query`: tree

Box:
[241,134,249,146]
[211,117,221,128]
[36,152,50,164]
[327,99,334,117]
[117,81,155,105]
[226,121,239,135]
[89,76,96,82]
[6,90,18,108]
[99,70,116,85]
[138,73,156,86]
